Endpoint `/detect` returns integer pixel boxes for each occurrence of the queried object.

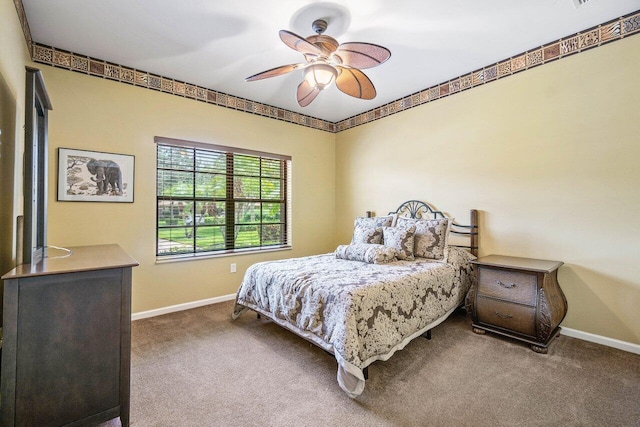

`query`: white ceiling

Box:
[22,0,640,123]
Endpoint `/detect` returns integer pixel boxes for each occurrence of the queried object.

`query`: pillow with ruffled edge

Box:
[351,226,383,244]
[335,243,397,264]
[382,225,416,260]
[396,216,452,261]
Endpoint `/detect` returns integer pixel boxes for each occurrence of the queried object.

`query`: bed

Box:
[232,200,479,397]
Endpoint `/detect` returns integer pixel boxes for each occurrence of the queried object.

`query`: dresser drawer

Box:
[476,296,536,337]
[478,267,537,305]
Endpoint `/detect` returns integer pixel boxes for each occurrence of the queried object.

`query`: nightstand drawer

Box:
[476,296,536,337]
[478,267,537,305]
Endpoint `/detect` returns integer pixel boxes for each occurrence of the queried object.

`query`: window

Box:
[155,137,291,257]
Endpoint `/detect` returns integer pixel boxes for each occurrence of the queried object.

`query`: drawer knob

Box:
[494,311,513,320]
[497,280,516,289]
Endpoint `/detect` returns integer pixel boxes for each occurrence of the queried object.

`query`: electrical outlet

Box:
[230,263,237,273]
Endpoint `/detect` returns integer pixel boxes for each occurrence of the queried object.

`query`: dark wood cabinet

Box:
[465,255,567,353]
[1,244,138,426]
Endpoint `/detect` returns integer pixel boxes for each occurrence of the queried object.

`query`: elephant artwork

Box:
[87,159,123,195]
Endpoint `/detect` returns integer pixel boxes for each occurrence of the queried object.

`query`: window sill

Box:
[155,245,292,264]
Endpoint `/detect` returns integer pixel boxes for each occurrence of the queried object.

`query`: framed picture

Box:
[57,148,135,202]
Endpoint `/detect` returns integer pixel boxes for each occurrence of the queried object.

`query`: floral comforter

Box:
[232,247,476,397]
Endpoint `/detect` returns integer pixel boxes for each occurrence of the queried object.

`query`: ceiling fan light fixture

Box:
[246,18,390,107]
[304,62,338,90]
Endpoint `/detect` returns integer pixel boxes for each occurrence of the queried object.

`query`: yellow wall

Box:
[336,36,640,344]
[41,66,336,313]
[3,0,639,345]
[0,0,30,276]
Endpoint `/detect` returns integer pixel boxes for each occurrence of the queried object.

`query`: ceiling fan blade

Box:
[335,43,391,69]
[245,63,303,81]
[279,30,323,57]
[296,80,321,107]
[335,67,377,100]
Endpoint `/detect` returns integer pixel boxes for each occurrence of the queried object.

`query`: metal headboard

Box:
[389,200,478,256]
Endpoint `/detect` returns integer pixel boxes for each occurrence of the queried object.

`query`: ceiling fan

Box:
[246,19,391,107]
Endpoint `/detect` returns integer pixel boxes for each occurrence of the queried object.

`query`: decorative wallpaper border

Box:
[13,1,640,134]
[335,10,640,132]
[13,0,32,52]
[29,42,336,132]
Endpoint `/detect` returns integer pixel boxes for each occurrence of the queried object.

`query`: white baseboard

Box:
[131,293,236,321]
[561,327,640,355]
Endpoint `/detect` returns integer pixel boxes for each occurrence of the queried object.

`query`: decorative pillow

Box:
[396,216,451,261]
[353,215,394,229]
[351,226,383,244]
[382,225,416,260]
[335,243,397,264]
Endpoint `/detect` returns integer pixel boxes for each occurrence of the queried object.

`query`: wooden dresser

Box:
[1,244,138,426]
[465,254,567,353]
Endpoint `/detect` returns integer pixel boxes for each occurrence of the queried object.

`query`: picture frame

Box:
[57,148,135,202]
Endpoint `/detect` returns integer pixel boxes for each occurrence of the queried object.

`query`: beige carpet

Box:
[108,300,640,426]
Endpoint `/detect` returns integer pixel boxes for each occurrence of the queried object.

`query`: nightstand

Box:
[465,255,568,353]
